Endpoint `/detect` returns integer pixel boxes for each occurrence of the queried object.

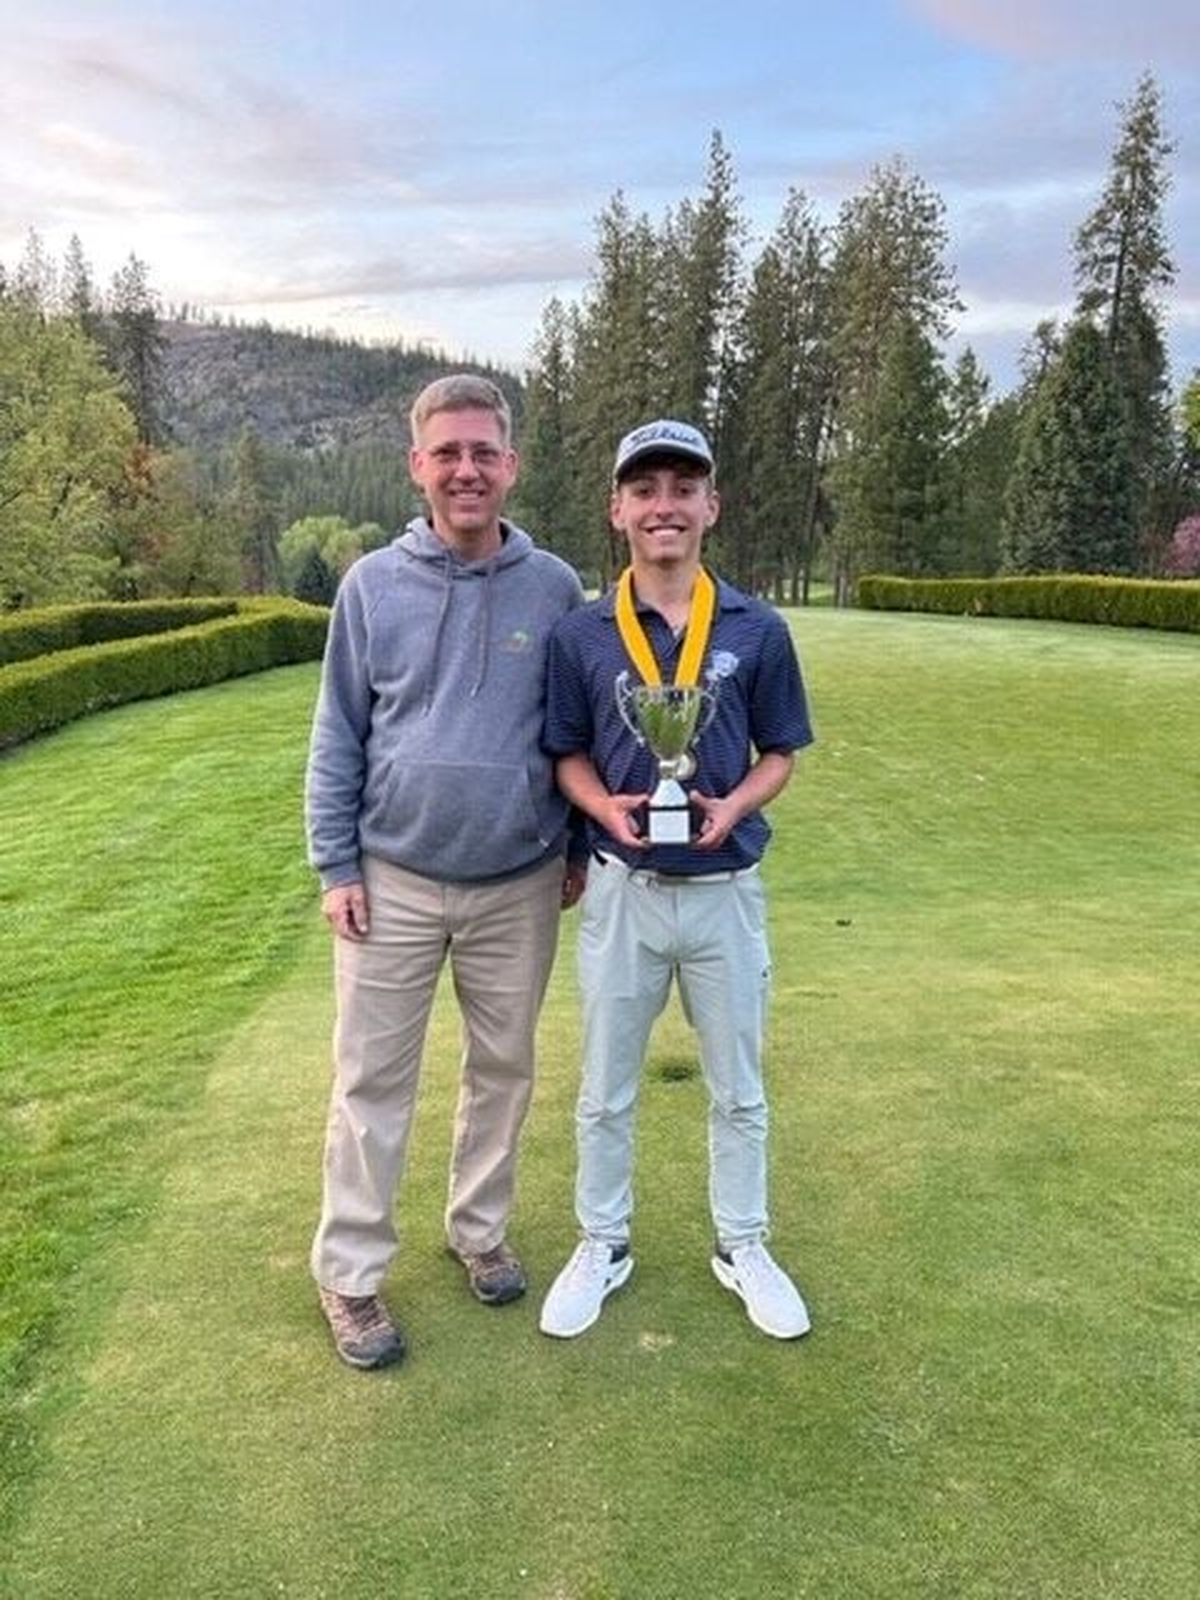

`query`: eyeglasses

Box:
[423,444,507,469]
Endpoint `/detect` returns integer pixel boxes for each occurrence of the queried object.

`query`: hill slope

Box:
[161,320,521,453]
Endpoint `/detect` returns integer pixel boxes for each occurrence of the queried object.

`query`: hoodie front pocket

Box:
[372,759,558,879]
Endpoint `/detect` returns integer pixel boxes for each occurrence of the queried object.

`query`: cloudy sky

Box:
[3,0,1197,393]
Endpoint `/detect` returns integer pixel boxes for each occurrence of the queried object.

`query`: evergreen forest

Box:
[3,74,1198,610]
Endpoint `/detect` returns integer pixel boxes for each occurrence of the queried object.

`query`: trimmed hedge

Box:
[0,600,329,751]
[0,598,241,667]
[856,575,1200,634]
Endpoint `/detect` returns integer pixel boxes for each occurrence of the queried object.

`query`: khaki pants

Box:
[311,852,563,1295]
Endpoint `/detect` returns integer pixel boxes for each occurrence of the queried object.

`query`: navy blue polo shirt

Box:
[544,576,813,873]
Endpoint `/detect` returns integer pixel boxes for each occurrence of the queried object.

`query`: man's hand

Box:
[562,860,588,909]
[322,882,370,941]
[691,791,742,851]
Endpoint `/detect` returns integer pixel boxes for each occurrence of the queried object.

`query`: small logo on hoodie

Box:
[500,628,534,654]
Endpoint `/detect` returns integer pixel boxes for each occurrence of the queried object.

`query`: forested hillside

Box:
[160,320,520,453]
[155,321,524,575]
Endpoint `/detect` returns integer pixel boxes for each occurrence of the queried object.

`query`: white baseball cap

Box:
[612,419,714,483]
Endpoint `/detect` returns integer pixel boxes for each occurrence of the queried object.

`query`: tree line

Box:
[0,244,478,607]
[3,73,1198,612]
[513,78,1199,595]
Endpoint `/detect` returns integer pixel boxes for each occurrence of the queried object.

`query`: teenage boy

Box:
[539,418,813,1341]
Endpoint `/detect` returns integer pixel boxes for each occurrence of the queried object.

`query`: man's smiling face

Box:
[409,406,518,549]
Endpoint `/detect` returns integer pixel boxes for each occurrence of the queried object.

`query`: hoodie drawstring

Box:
[422,553,456,714]
[421,549,497,710]
[471,560,496,696]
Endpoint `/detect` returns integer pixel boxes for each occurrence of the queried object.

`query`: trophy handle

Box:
[694,685,718,740]
[614,671,647,747]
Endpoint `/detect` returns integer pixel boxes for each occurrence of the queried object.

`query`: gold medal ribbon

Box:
[620,566,713,684]
[615,567,716,688]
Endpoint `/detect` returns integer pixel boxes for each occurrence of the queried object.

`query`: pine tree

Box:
[1016,320,1061,396]
[294,544,338,605]
[1074,73,1175,552]
[943,347,1019,576]
[1076,75,1174,342]
[731,243,789,594]
[830,159,960,408]
[564,195,665,580]
[514,299,585,573]
[827,160,961,598]
[944,348,999,573]
[107,253,167,444]
[61,234,99,338]
[659,130,745,445]
[946,348,989,445]
[14,228,56,314]
[731,189,834,599]
[1002,319,1137,574]
[832,315,949,578]
[227,427,280,592]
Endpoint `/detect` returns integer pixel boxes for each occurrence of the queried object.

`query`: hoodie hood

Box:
[396,515,535,571]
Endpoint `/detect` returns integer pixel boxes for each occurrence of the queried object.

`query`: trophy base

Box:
[647,803,692,845]
[646,775,692,845]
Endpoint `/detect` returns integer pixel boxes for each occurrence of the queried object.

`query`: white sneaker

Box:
[711,1241,811,1339]
[539,1238,634,1338]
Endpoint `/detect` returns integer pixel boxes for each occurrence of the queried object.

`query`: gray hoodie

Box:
[306,516,584,888]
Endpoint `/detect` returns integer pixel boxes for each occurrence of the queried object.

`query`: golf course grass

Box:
[1,609,1196,1598]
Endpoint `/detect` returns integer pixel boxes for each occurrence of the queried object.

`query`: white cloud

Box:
[206,237,594,306]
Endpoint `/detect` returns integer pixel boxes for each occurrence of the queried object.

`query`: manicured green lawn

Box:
[0,668,317,1521]
[1,612,1196,1598]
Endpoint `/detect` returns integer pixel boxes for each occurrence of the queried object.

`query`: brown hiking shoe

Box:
[318,1288,406,1370]
[454,1242,527,1306]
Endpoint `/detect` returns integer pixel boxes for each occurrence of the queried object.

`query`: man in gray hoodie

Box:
[305,373,584,1370]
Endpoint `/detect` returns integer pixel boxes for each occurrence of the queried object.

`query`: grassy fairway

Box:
[0,668,318,1519]
[1,612,1197,1598]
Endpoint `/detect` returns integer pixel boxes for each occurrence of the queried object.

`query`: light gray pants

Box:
[575,854,773,1252]
[311,853,563,1295]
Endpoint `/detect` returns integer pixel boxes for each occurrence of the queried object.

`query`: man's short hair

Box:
[409,373,513,448]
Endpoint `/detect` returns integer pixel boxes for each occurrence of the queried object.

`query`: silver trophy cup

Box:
[615,674,715,844]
